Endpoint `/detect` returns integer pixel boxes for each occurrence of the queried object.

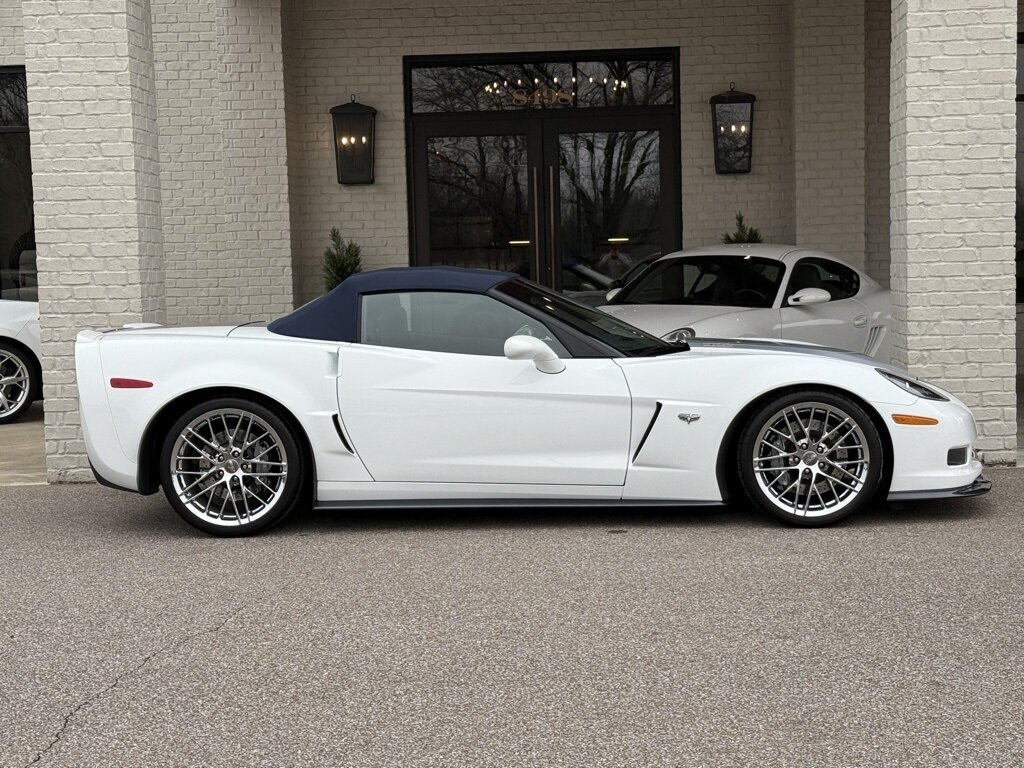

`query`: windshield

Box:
[495,279,679,357]
[613,255,785,309]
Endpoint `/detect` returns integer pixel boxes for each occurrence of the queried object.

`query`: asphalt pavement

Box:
[1,473,1022,767]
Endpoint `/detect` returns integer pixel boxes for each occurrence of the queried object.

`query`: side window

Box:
[359,291,569,357]
[787,258,859,301]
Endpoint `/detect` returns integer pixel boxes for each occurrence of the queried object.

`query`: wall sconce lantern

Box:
[710,84,755,174]
[330,95,376,184]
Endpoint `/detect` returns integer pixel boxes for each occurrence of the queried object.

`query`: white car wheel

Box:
[737,391,883,525]
[159,398,304,536]
[0,342,36,425]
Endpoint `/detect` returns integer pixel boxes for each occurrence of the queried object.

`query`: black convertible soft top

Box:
[266,266,517,342]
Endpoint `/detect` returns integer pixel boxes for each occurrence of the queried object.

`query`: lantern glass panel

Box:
[332,108,375,184]
[712,101,753,174]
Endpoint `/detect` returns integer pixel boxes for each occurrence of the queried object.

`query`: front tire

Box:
[737,390,883,526]
[159,397,304,536]
[0,342,37,425]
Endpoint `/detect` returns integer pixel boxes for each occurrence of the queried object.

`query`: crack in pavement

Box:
[23,608,243,768]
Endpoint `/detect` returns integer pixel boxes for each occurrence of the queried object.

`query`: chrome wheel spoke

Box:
[758,440,796,458]
[821,459,863,484]
[186,427,222,454]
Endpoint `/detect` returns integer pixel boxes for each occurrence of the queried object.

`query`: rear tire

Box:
[737,390,883,526]
[159,397,304,536]
[0,342,37,425]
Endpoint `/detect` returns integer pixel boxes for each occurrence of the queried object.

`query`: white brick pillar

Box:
[890,0,1017,463]
[793,0,867,269]
[23,0,165,481]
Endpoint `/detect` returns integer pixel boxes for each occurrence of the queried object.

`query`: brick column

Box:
[890,0,1017,463]
[23,0,165,481]
[793,0,867,269]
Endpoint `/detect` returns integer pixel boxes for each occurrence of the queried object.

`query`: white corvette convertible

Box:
[599,245,891,359]
[75,267,988,536]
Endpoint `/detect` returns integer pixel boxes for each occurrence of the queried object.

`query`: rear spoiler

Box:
[76,323,164,344]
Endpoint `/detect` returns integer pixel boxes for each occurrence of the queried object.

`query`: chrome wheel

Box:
[752,401,871,518]
[0,348,31,420]
[169,408,288,527]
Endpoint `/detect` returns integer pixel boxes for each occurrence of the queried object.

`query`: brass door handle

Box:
[548,165,556,281]
[532,166,541,281]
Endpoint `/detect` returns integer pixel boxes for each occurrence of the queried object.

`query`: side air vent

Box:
[864,325,884,357]
[332,413,355,454]
[632,402,663,463]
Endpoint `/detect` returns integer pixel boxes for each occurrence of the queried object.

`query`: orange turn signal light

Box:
[891,414,939,426]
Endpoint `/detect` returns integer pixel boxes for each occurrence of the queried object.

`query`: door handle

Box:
[531,166,541,281]
[853,315,868,328]
[548,165,556,281]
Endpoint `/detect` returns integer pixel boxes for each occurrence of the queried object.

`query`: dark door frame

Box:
[403,47,682,288]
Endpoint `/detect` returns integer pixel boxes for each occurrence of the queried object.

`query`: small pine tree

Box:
[323,227,362,291]
[721,211,763,244]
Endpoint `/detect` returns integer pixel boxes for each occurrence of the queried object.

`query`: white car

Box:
[598,245,892,359]
[75,267,987,537]
[0,294,41,425]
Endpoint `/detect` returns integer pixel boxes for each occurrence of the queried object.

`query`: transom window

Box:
[409,52,675,114]
[359,291,568,357]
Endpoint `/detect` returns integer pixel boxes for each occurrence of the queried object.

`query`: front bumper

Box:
[887,476,992,502]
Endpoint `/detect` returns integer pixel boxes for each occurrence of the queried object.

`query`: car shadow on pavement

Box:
[92,487,993,540]
[286,502,769,535]
[274,496,991,537]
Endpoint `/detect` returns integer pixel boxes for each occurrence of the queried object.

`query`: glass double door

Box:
[410,113,679,294]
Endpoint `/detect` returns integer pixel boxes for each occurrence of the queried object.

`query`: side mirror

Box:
[504,335,565,374]
[787,287,831,306]
[605,287,622,303]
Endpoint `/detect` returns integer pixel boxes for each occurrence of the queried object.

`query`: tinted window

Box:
[787,258,860,301]
[409,54,674,114]
[359,291,568,357]
[0,70,35,302]
[495,279,677,356]
[614,256,784,308]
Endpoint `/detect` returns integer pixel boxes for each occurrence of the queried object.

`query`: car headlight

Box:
[663,328,695,344]
[877,369,948,401]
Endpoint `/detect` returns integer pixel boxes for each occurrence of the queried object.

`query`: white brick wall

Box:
[23,0,166,481]
[151,0,294,325]
[890,0,1018,463]
[793,0,866,269]
[282,0,798,304]
[864,0,890,286]
[0,0,22,66]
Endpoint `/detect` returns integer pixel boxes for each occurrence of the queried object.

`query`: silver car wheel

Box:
[752,401,871,518]
[169,408,288,526]
[0,349,31,419]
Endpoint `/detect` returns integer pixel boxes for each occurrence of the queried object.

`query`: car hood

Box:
[685,336,912,378]
[598,303,758,337]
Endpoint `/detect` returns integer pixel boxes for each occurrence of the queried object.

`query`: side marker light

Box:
[110,378,153,389]
[891,414,938,426]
